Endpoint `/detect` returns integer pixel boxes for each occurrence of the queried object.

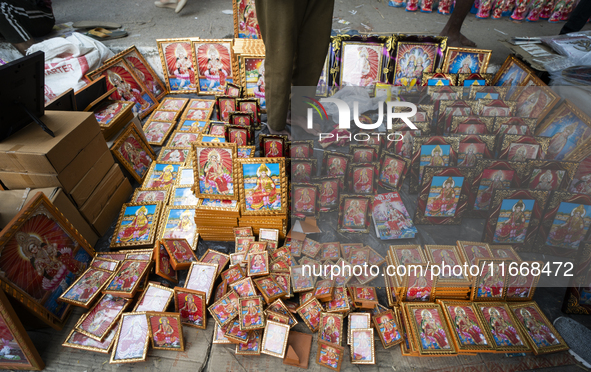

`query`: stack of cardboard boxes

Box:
[0,111,132,245]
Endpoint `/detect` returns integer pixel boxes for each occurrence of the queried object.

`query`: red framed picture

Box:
[292,159,317,183]
[347,163,378,194]
[174,287,207,329]
[292,183,319,219]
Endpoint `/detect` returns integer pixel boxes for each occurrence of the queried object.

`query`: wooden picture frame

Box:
[296,298,323,332]
[404,302,457,355]
[267,299,298,328]
[208,289,240,327]
[132,187,170,204]
[292,183,318,220]
[492,55,535,96]
[109,312,150,364]
[239,55,266,102]
[161,238,197,270]
[346,163,378,195]
[337,194,373,233]
[157,38,199,94]
[340,40,385,96]
[62,326,117,354]
[58,267,114,308]
[235,329,263,355]
[200,249,230,277]
[103,260,151,299]
[260,320,290,358]
[143,162,183,189]
[111,202,162,249]
[524,160,578,191]
[237,145,256,158]
[438,300,494,353]
[442,47,491,74]
[146,312,184,351]
[239,296,265,330]
[422,72,457,86]
[253,276,287,303]
[158,207,199,250]
[409,136,460,193]
[192,39,237,95]
[91,257,119,272]
[348,312,371,345]
[319,312,344,345]
[132,282,174,312]
[483,189,550,250]
[192,142,239,200]
[323,152,352,177]
[237,157,287,215]
[174,287,207,329]
[314,176,342,213]
[246,251,269,277]
[471,259,508,302]
[350,328,375,364]
[373,309,403,349]
[379,151,410,190]
[498,134,550,162]
[169,185,199,207]
[424,245,471,288]
[111,123,155,183]
[290,140,314,158]
[290,265,316,293]
[185,262,218,304]
[143,119,175,146]
[154,240,177,283]
[316,340,345,371]
[402,264,437,302]
[513,76,560,124]
[166,131,199,148]
[231,277,257,297]
[474,302,531,353]
[157,147,191,164]
[508,302,568,355]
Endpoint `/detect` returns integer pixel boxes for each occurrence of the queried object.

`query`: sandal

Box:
[175,0,188,13]
[155,0,177,9]
[72,21,122,29]
[85,28,128,41]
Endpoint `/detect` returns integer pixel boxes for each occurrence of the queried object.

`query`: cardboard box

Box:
[283,331,312,369]
[0,188,99,246]
[0,132,110,193]
[69,149,115,208]
[0,111,100,174]
[91,177,132,236]
[79,164,125,224]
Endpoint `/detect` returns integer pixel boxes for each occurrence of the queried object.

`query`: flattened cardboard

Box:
[69,149,115,207]
[284,345,299,366]
[92,176,133,235]
[0,111,100,174]
[79,164,125,223]
[282,330,312,369]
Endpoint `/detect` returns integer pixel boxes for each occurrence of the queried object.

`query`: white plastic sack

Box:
[26,32,114,103]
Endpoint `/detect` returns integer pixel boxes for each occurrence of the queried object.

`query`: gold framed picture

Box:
[110,202,163,249]
[260,320,290,358]
[237,157,287,215]
[109,312,150,364]
[146,312,184,351]
[193,142,238,200]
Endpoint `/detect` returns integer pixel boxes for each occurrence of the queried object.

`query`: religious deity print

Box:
[493,199,535,243]
[528,169,566,191]
[371,192,417,240]
[60,268,112,306]
[105,260,149,294]
[176,289,206,328]
[351,329,374,363]
[291,265,315,292]
[114,130,153,181]
[374,311,402,348]
[239,297,264,330]
[114,204,159,245]
[427,246,466,280]
[194,41,234,94]
[66,327,117,352]
[317,340,343,370]
[242,57,266,105]
[154,242,177,283]
[546,202,591,249]
[478,305,525,348]
[160,98,186,111]
[404,266,435,302]
[394,42,438,86]
[170,186,198,207]
[340,41,384,94]
[318,178,340,212]
[292,161,314,183]
[189,99,214,109]
[111,313,149,362]
[569,157,591,196]
[505,264,537,300]
[482,103,511,117]
[201,251,229,276]
[159,40,197,92]
[134,284,173,312]
[298,299,323,332]
[151,110,175,122]
[235,0,261,38]
[168,131,199,147]
[229,128,249,146]
[325,154,350,177]
[506,143,539,162]
[515,86,555,119]
[261,321,289,357]
[494,57,529,97]
[394,246,425,266]
[240,162,283,212]
[379,154,407,189]
[122,47,166,99]
[425,176,464,217]
[76,294,129,340]
[510,304,564,351]
[247,252,269,277]
[99,63,156,116]
[474,169,514,211]
[537,102,591,161]
[263,139,283,158]
[444,304,489,348]
[210,291,239,326]
[145,163,181,188]
[319,314,343,345]
[458,143,485,167]
[185,263,218,303]
[293,185,317,217]
[143,121,173,145]
[341,197,370,230]
[394,130,419,159]
[160,208,197,244]
[195,145,236,199]
[148,314,182,350]
[444,48,490,74]
[412,307,452,351]
[93,101,130,125]
[474,260,506,300]
[419,145,450,183]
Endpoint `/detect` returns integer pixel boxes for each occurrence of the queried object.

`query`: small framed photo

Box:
[132,282,174,312]
[326,286,350,313]
[162,239,198,270]
[144,162,182,189]
[157,39,198,94]
[347,163,378,194]
[247,251,269,277]
[474,302,531,352]
[323,152,352,177]
[267,299,298,327]
[216,95,236,122]
[292,183,318,219]
[239,296,265,330]
[225,318,250,343]
[402,264,437,302]
[442,47,491,74]
[291,265,317,293]
[74,294,131,342]
[338,194,373,233]
[291,159,317,183]
[409,136,460,193]
[170,185,199,207]
[111,117,157,182]
[508,302,569,355]
[158,147,190,163]
[59,267,114,308]
[225,82,243,97]
[296,298,323,332]
[472,259,508,301]
[230,252,246,266]
[351,287,378,309]
[158,206,199,248]
[193,142,238,200]
[231,277,257,297]
[185,262,219,304]
[192,39,236,95]
[108,312,150,364]
[498,135,549,162]
[321,242,340,261]
[373,309,403,349]
[422,72,457,86]
[350,328,375,364]
[208,122,227,136]
[315,176,342,212]
[235,330,262,355]
[348,312,371,345]
[132,187,170,204]
[506,260,541,301]
[147,312,184,351]
[111,202,162,249]
[91,257,119,272]
[237,158,288,215]
[221,264,246,284]
[237,145,256,158]
[266,311,290,325]
[233,226,253,237]
[439,300,494,352]
[405,303,457,355]
[213,323,232,344]
[154,241,177,283]
[200,249,230,276]
[524,160,578,192]
[253,276,286,303]
[261,320,290,358]
[63,326,117,354]
[229,111,254,127]
[379,152,410,190]
[260,134,287,158]
[349,144,379,163]
[314,279,335,302]
[259,228,279,242]
[174,287,206,329]
[143,120,175,146]
[167,130,199,148]
[125,249,153,261]
[301,237,321,258]
[208,290,240,327]
[290,140,314,158]
[228,125,252,146]
[317,340,345,371]
[237,98,261,125]
[319,312,344,345]
[213,280,228,303]
[103,260,151,299]
[235,236,255,253]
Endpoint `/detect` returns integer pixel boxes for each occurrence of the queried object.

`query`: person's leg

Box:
[254,0,301,134]
[439,0,477,47]
[0,0,54,55]
[290,0,335,135]
[560,0,591,34]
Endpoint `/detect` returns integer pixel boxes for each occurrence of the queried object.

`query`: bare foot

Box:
[290,115,321,136]
[267,125,291,140]
[440,31,477,48]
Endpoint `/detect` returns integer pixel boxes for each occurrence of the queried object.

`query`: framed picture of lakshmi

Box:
[439,300,494,352]
[456,241,492,268]
[456,135,496,168]
[290,140,314,158]
[193,142,238,200]
[237,158,287,215]
[475,303,530,353]
[291,159,317,183]
[201,249,230,277]
[372,309,403,349]
[0,193,95,328]
[158,207,198,249]
[509,302,568,355]
[229,111,254,127]
[442,47,491,74]
[216,95,236,122]
[414,166,473,225]
[316,339,344,371]
[405,303,457,355]
[350,328,375,364]
[498,135,550,162]
[347,163,378,195]
[233,0,262,39]
[483,189,550,251]
[379,152,410,190]
[513,76,560,124]
[337,194,373,233]
[260,134,287,158]
[492,55,534,97]
[111,202,162,249]
[237,98,261,126]
[314,176,342,213]
[103,259,151,299]
[142,120,174,146]
[192,40,235,95]
[450,116,494,135]
[340,41,384,96]
[147,312,184,351]
[157,39,198,94]
[402,264,437,302]
[174,287,207,329]
[160,97,188,111]
[74,294,131,342]
[292,183,319,220]
[471,259,508,301]
[157,148,190,164]
[323,152,352,177]
[525,160,578,192]
[109,312,150,364]
[227,126,252,147]
[113,45,167,100]
[92,100,132,128]
[143,162,182,189]
[162,238,197,270]
[132,282,174,312]
[58,267,114,308]
[260,320,289,358]
[240,56,266,106]
[536,191,591,257]
[111,124,155,183]
[505,260,541,301]
[237,145,256,158]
